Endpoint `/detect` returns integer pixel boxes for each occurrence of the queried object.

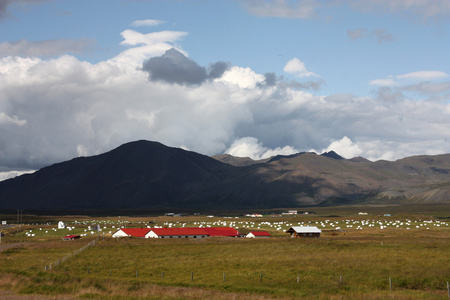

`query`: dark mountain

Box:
[320,151,344,160]
[0,141,236,209]
[1,140,450,210]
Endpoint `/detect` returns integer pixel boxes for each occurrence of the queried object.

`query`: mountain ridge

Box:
[1,140,450,210]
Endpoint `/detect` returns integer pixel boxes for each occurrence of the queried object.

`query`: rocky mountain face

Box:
[1,140,450,210]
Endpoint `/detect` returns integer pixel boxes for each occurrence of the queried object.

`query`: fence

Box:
[46,266,450,297]
[45,236,99,271]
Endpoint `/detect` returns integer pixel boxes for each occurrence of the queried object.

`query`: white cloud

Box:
[0,112,27,126]
[283,58,318,78]
[225,137,299,160]
[131,19,165,27]
[0,39,94,58]
[369,77,397,86]
[321,136,363,159]
[397,71,449,81]
[370,71,449,86]
[217,66,265,89]
[111,30,188,68]
[0,170,35,182]
[2,28,450,172]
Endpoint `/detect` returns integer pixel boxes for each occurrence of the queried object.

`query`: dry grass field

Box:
[0,205,449,299]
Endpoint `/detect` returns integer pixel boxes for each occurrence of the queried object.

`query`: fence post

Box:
[447,281,449,298]
[389,277,392,291]
[260,273,263,283]
[223,272,226,282]
[161,272,164,280]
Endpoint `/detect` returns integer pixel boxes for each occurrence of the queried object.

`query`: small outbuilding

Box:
[286,226,321,238]
[58,221,66,229]
[246,231,271,238]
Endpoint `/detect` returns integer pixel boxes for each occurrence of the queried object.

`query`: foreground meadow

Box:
[0,211,449,299]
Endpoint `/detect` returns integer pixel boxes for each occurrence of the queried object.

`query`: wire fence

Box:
[46,265,450,297]
[45,236,99,271]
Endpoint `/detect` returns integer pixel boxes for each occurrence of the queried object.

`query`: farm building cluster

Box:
[111,227,274,239]
[14,217,449,241]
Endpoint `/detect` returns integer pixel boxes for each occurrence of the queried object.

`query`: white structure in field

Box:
[246,231,271,238]
[286,226,322,238]
[58,221,66,229]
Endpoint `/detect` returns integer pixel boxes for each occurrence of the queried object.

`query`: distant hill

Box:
[1,140,450,210]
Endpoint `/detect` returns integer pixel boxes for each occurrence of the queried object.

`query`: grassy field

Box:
[0,205,449,299]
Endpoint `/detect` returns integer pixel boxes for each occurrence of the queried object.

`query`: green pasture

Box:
[0,226,449,298]
[0,205,449,299]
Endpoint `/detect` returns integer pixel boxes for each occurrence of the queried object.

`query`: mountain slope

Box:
[0,140,236,209]
[1,140,450,210]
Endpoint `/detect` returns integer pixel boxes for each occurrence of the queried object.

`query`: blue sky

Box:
[1,0,450,178]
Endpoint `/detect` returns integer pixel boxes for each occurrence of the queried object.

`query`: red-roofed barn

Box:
[112,228,151,238]
[146,227,208,239]
[203,227,240,237]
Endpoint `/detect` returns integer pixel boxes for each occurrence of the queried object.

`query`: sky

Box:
[1,0,450,180]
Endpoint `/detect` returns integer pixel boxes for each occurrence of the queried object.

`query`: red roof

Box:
[150,227,208,236]
[203,227,239,237]
[62,235,80,239]
[120,228,151,237]
[249,231,271,237]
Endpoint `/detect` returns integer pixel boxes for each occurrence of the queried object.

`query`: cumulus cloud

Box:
[370,71,450,101]
[0,39,94,57]
[321,136,363,159]
[2,27,450,173]
[142,48,229,86]
[0,170,35,182]
[283,58,318,78]
[225,137,299,160]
